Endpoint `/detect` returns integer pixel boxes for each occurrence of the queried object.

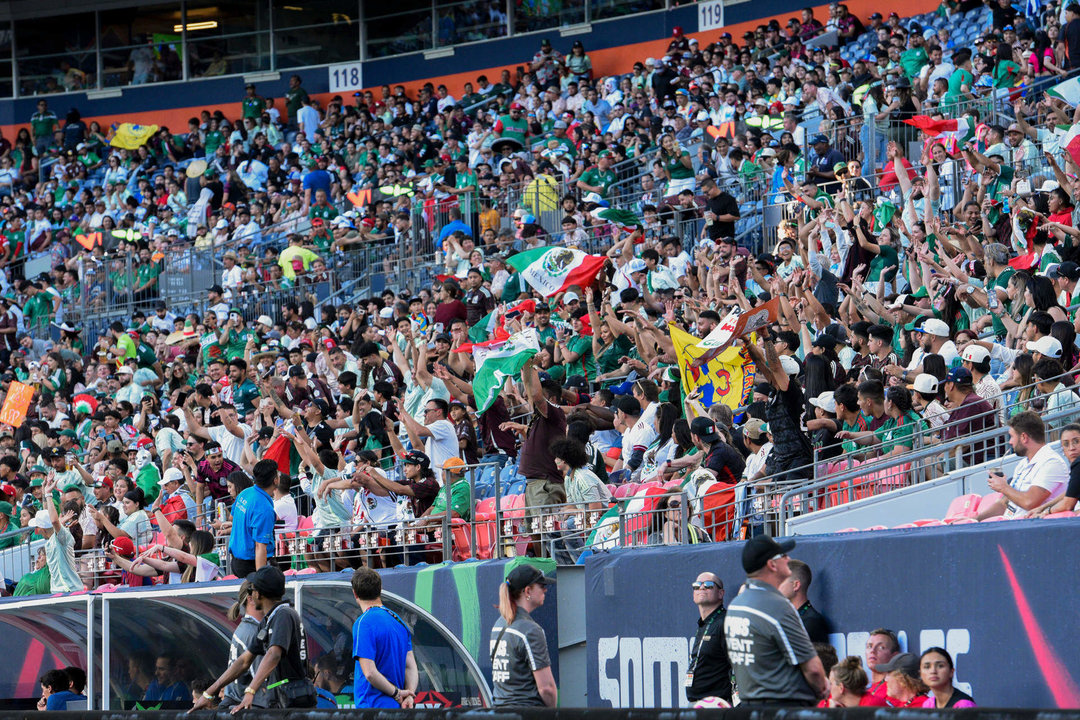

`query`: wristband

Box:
[202,691,215,700]
[392,687,400,700]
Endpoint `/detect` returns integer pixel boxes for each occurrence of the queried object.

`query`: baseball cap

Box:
[288,365,307,378]
[1054,261,1080,281]
[875,652,920,679]
[810,133,829,145]
[741,534,796,574]
[111,536,136,558]
[247,565,287,598]
[961,345,990,364]
[909,373,940,394]
[256,314,274,327]
[627,258,647,273]
[779,355,800,375]
[743,418,769,442]
[945,367,973,385]
[918,318,950,337]
[1027,335,1063,359]
[808,391,837,414]
[563,291,580,304]
[402,450,430,468]
[310,398,329,416]
[28,509,52,530]
[689,416,720,443]
[160,467,184,486]
[505,564,556,593]
[443,457,467,472]
[94,476,114,490]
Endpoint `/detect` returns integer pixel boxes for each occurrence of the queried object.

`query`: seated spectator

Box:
[978,411,1069,519]
[875,653,929,708]
[143,654,189,703]
[646,492,711,545]
[1032,358,1080,429]
[819,656,887,707]
[941,368,996,465]
[865,629,900,698]
[919,647,976,708]
[689,416,745,485]
[38,668,86,711]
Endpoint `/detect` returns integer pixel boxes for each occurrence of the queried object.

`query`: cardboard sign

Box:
[0,381,34,428]
[693,297,780,365]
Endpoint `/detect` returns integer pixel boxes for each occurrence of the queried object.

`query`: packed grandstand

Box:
[0,0,1079,710]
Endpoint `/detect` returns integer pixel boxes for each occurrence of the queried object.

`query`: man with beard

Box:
[884,318,957,383]
[978,411,1068,519]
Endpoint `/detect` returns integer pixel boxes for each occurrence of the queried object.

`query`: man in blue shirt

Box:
[302,156,334,204]
[351,567,417,708]
[437,206,473,246]
[228,459,278,577]
[40,668,87,711]
[143,654,190,703]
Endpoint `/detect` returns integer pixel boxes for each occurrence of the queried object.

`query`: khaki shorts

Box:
[524,478,566,514]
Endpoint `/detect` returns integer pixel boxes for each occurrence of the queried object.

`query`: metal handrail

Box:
[777,400,1080,534]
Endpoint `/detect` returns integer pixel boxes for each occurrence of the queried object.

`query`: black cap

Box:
[614,395,642,417]
[402,450,430,468]
[1057,261,1080,281]
[812,334,840,348]
[741,534,796,574]
[506,563,555,593]
[247,565,286,598]
[310,398,329,416]
[689,416,720,443]
[435,332,452,343]
[209,284,224,295]
[874,652,920,679]
[565,375,588,391]
[287,365,306,378]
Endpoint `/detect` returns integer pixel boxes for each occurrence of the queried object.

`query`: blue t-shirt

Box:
[46,690,86,710]
[437,220,474,244]
[143,679,189,702]
[302,169,333,196]
[228,485,276,561]
[353,606,412,708]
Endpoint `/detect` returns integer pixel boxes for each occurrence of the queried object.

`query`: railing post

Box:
[493,463,503,560]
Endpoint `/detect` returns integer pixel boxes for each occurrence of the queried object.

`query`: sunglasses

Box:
[691,581,718,590]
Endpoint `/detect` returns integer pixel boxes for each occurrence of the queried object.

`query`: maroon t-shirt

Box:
[942,393,996,465]
[433,300,467,332]
[518,402,567,483]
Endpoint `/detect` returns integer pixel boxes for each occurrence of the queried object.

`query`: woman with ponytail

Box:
[490,564,558,708]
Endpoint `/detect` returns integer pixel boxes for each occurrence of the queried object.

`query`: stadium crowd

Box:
[0,0,1077,625]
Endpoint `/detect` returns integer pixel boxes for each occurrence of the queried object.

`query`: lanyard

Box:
[688,610,721,672]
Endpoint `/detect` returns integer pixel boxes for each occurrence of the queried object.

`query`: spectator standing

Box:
[724,535,827,706]
[490,564,558,707]
[508,358,567,513]
[284,75,309,131]
[351,567,418,708]
[227,459,278,576]
[28,476,82,593]
[685,572,732,704]
[978,411,1068,519]
[192,566,317,711]
[218,580,271,710]
[779,559,830,643]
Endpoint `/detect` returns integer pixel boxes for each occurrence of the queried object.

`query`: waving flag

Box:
[468,299,538,344]
[873,197,898,233]
[110,123,160,150]
[669,323,754,413]
[903,115,976,145]
[1047,76,1080,106]
[507,247,606,297]
[472,329,540,413]
[1063,123,1080,167]
[591,207,642,233]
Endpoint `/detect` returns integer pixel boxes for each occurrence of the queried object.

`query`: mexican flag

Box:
[468,299,537,344]
[472,328,541,413]
[873,197,898,233]
[1047,76,1080,107]
[1063,123,1080,166]
[903,115,976,144]
[506,247,607,297]
[591,207,642,233]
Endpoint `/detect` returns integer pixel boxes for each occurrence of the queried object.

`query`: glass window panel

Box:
[0,23,11,97]
[366,8,433,58]
[99,4,183,49]
[0,600,90,708]
[17,54,95,96]
[98,41,184,87]
[188,33,271,77]
[272,0,358,29]
[434,0,507,47]
[14,13,95,59]
[183,0,270,36]
[512,0,585,33]
[275,24,358,69]
[591,0,664,20]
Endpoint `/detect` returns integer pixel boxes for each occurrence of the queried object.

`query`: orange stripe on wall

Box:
[0,0,938,142]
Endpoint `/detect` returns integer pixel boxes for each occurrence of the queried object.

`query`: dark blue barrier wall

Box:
[584,521,1080,709]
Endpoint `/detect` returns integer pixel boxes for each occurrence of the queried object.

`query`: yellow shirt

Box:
[278,246,318,279]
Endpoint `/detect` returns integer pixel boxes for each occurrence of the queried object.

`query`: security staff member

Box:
[724,535,828,706]
[686,571,732,703]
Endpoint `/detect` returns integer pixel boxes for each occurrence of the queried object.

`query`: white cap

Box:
[909,373,939,394]
[563,292,580,303]
[304,317,318,330]
[116,366,133,375]
[160,467,184,486]
[779,355,800,376]
[1026,335,1063,359]
[378,307,394,319]
[1038,179,1060,193]
[582,192,604,204]
[627,258,647,273]
[961,344,990,364]
[256,315,274,328]
[28,510,51,530]
[809,390,836,414]
[919,318,951,337]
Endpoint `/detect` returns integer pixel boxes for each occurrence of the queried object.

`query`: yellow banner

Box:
[669,323,755,413]
[110,123,160,150]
